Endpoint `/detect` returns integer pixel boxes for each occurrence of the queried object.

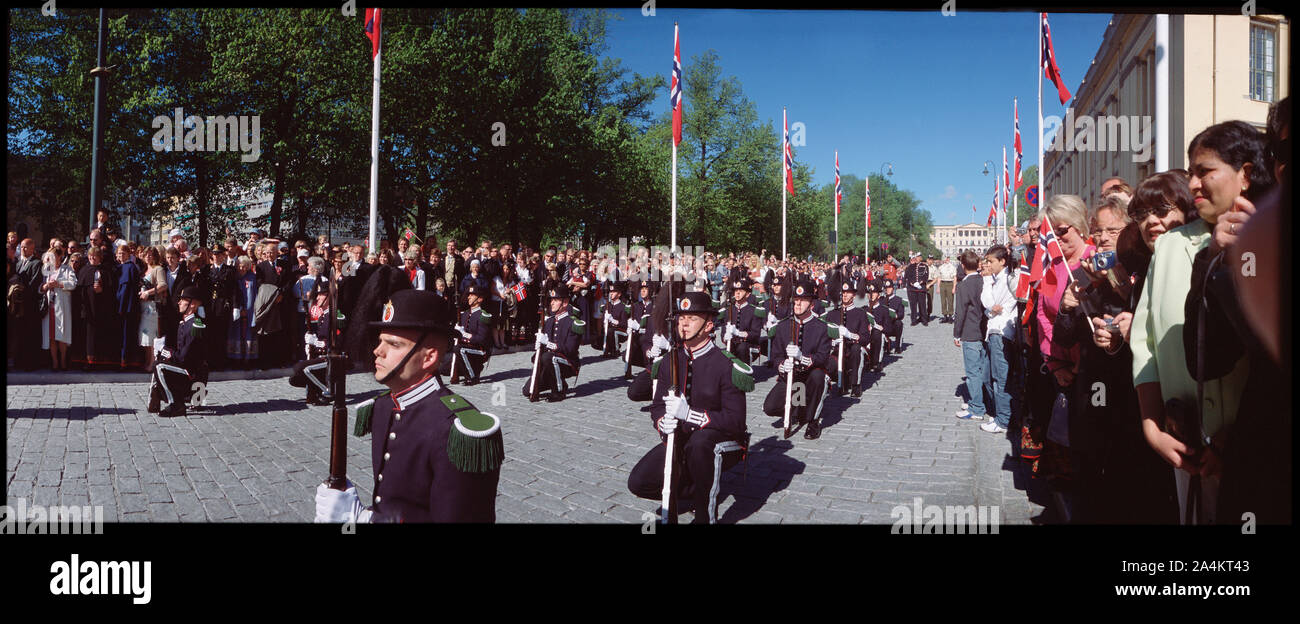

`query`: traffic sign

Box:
[1026,185,1039,208]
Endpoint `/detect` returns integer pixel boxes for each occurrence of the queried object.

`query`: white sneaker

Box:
[980,420,1007,433]
[955,410,985,421]
[960,402,969,410]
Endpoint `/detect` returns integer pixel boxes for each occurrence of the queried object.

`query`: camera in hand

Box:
[1089,250,1117,272]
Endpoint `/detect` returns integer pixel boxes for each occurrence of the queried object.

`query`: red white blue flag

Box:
[670,23,683,147]
[1003,146,1011,209]
[1013,99,1023,190]
[1042,13,1071,105]
[364,8,382,59]
[865,177,871,228]
[834,151,841,215]
[783,109,795,195]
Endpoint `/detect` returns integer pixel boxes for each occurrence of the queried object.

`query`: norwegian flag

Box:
[364,8,382,59]
[783,109,795,195]
[511,282,526,302]
[1042,13,1071,105]
[1028,215,1067,286]
[988,175,999,226]
[834,151,841,215]
[670,23,683,147]
[1013,99,1023,190]
[865,177,871,228]
[1002,146,1010,209]
[403,228,413,241]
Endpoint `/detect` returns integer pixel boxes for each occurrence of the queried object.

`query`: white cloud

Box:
[937,185,957,200]
[964,193,972,200]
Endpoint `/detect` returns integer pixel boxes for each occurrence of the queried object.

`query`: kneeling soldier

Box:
[762,278,834,439]
[313,289,503,523]
[601,281,630,357]
[147,286,209,417]
[289,279,343,405]
[720,276,764,366]
[442,284,493,385]
[627,291,752,523]
[522,284,583,401]
[824,279,873,398]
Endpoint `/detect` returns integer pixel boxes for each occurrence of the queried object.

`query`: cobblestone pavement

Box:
[6,317,1046,524]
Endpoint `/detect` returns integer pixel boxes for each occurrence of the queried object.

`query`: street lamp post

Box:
[981,160,999,244]
[878,162,893,259]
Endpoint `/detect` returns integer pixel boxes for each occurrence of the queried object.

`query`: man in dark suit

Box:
[952,250,988,421]
[10,238,44,370]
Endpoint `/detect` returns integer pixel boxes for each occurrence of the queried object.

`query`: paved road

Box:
[6,318,1046,524]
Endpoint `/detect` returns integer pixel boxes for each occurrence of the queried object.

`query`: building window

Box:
[1250,22,1277,102]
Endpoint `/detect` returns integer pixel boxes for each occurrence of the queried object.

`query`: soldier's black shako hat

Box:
[176,285,204,302]
[547,283,571,299]
[791,278,818,299]
[369,289,455,335]
[674,291,716,316]
[466,284,491,300]
[840,280,857,294]
[730,276,754,290]
[609,280,628,294]
[882,279,895,290]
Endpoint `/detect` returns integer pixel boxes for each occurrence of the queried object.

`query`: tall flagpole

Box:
[781,107,787,261]
[863,178,869,261]
[671,134,678,254]
[367,14,382,254]
[1013,98,1019,230]
[833,150,838,262]
[1037,13,1046,213]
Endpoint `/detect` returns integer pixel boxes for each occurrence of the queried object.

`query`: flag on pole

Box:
[364,8,382,59]
[865,177,871,228]
[1003,146,1011,209]
[783,111,795,195]
[403,228,414,241]
[1013,99,1023,190]
[670,23,683,147]
[1041,13,1071,105]
[988,175,998,226]
[834,152,841,214]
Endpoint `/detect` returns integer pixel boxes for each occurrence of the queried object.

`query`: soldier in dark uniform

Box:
[565,257,598,349]
[864,282,889,374]
[600,281,630,357]
[762,278,834,440]
[903,252,930,326]
[719,276,764,365]
[760,276,793,367]
[882,278,906,354]
[147,286,209,417]
[313,288,503,523]
[442,284,494,385]
[627,280,673,402]
[522,283,584,401]
[626,291,753,523]
[288,276,343,405]
[824,279,873,397]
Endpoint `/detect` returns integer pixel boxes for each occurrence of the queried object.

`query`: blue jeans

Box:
[986,335,1013,427]
[961,340,988,417]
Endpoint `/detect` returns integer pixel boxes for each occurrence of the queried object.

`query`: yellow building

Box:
[931,223,996,259]
[1044,13,1289,209]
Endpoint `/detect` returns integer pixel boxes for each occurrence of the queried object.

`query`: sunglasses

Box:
[1128,203,1175,222]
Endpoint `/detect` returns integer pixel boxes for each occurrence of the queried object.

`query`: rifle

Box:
[837,301,845,392]
[660,299,680,525]
[529,306,545,403]
[623,302,637,379]
[727,288,735,355]
[325,270,349,491]
[782,308,800,439]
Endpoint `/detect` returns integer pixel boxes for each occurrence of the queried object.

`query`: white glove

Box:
[454,324,464,333]
[314,481,368,523]
[535,331,547,348]
[460,329,473,340]
[785,343,801,359]
[664,391,690,423]
[845,330,860,341]
[778,358,793,374]
[232,307,241,321]
[153,337,166,352]
[546,341,558,351]
[627,318,641,331]
[831,337,842,347]
[657,415,678,435]
[652,334,671,352]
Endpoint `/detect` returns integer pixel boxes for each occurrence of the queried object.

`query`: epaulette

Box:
[479,309,493,324]
[190,317,206,338]
[721,350,755,392]
[335,309,347,329]
[753,306,768,318]
[352,390,391,437]
[570,305,581,316]
[650,353,665,379]
[571,318,585,335]
[441,394,504,473]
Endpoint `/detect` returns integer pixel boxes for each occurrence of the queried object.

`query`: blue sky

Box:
[601,9,1113,226]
